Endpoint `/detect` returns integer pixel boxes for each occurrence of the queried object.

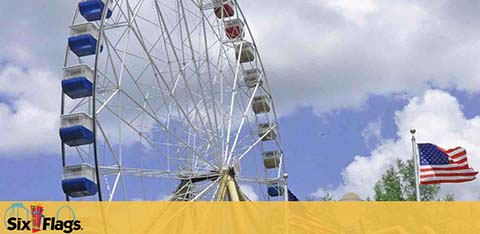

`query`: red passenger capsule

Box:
[225,19,244,39]
[214,0,235,18]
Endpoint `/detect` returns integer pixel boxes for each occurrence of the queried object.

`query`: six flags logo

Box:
[3,203,82,233]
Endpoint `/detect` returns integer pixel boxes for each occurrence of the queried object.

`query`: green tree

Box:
[441,194,455,201]
[374,159,441,201]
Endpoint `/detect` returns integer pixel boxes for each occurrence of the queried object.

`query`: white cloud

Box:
[361,117,383,148]
[0,1,74,69]
[312,89,480,200]
[3,1,480,117]
[0,1,76,156]
[242,0,480,115]
[0,65,60,155]
[322,0,378,25]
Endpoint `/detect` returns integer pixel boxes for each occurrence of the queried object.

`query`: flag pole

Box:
[410,128,421,202]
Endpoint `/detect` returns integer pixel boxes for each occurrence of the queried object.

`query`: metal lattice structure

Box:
[60,0,287,201]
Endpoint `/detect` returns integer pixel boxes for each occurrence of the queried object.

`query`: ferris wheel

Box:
[59,0,290,202]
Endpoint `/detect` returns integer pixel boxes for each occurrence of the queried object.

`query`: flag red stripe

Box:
[420,165,469,172]
[420,172,478,179]
[420,178,475,185]
[449,150,466,159]
[449,158,467,165]
[445,147,461,153]
[449,156,467,164]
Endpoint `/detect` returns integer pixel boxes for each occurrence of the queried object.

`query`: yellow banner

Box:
[1,202,479,234]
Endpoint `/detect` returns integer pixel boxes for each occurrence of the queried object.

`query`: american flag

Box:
[418,143,478,185]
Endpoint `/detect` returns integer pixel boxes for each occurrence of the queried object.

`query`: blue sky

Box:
[2,0,480,201]
[3,90,480,201]
[0,94,406,200]
[282,95,405,196]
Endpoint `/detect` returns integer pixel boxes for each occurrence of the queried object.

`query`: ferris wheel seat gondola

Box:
[79,0,113,22]
[62,65,94,99]
[244,68,263,88]
[252,95,271,114]
[60,126,94,146]
[62,78,93,99]
[267,184,284,197]
[263,151,281,169]
[68,34,103,57]
[62,164,98,198]
[225,19,244,40]
[68,23,103,57]
[214,0,235,18]
[59,113,94,146]
[235,43,255,63]
[258,123,277,141]
[62,177,98,197]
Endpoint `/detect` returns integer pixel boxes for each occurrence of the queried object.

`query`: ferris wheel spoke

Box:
[232,86,266,146]
[96,89,120,114]
[128,22,214,146]
[171,175,221,201]
[109,0,127,24]
[98,100,171,154]
[179,0,218,145]
[203,14,239,78]
[96,121,122,166]
[74,146,89,163]
[115,89,217,169]
[119,169,129,200]
[238,123,278,160]
[111,48,150,63]
[153,1,220,146]
[225,83,261,165]
[190,177,221,201]
[102,31,188,135]
[222,40,245,165]
[136,14,161,28]
[101,167,215,180]
[124,0,147,25]
[68,97,90,114]
[107,172,122,201]
[104,37,123,86]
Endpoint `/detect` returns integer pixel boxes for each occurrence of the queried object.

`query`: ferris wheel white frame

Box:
[60,0,288,202]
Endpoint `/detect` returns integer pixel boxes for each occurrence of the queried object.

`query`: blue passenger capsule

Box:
[59,125,94,147]
[62,177,98,198]
[79,0,113,22]
[68,34,103,57]
[62,77,93,99]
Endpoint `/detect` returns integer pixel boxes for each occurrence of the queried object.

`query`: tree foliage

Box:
[441,193,455,201]
[374,159,442,201]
